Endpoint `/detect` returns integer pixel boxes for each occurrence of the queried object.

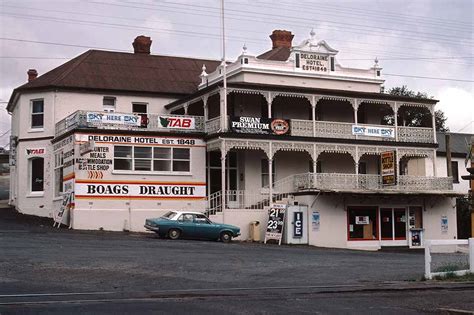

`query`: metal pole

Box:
[221,0,228,131]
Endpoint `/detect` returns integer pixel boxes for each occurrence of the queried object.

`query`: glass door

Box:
[380,208,393,240]
[394,208,407,240]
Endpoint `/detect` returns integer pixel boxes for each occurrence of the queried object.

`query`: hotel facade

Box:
[8,30,461,250]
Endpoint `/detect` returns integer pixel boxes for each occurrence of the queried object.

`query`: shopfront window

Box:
[347,207,378,240]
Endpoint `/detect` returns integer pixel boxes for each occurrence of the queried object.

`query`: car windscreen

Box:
[161,211,176,219]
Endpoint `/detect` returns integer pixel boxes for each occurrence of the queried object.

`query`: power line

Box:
[383,73,474,83]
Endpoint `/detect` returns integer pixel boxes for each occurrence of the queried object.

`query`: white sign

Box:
[312,211,320,231]
[75,182,206,199]
[76,134,204,146]
[86,112,140,126]
[355,216,370,225]
[79,140,95,156]
[300,53,329,72]
[158,116,195,130]
[352,125,395,138]
[26,148,46,156]
[441,215,448,233]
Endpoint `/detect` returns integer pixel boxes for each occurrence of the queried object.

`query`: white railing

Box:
[55,110,205,137]
[290,119,313,137]
[398,126,434,143]
[424,239,474,280]
[206,191,222,216]
[205,116,221,135]
[292,173,453,192]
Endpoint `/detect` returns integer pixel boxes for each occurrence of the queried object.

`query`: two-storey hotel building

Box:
[8,31,461,250]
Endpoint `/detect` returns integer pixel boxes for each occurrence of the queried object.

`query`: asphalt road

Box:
[0,207,473,314]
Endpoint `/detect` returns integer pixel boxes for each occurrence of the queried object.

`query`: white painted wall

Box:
[436,156,470,194]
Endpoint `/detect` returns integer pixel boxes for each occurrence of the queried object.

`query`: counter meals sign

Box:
[230,116,290,135]
[352,125,395,138]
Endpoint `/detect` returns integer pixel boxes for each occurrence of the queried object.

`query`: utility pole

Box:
[461,136,474,237]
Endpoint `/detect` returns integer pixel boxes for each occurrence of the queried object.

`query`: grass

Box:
[434,263,470,273]
[432,272,474,281]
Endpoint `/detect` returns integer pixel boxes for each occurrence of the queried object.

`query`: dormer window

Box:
[330,57,335,71]
[295,53,300,68]
[377,70,381,77]
[103,96,116,112]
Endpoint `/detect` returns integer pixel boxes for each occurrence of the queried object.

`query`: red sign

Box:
[158,116,195,130]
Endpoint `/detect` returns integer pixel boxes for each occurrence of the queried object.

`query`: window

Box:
[178,213,194,222]
[330,57,335,71]
[347,207,378,240]
[452,161,459,183]
[261,159,276,187]
[30,157,44,192]
[295,53,300,68]
[31,99,44,128]
[114,145,190,173]
[54,152,64,196]
[132,103,147,114]
[103,96,116,112]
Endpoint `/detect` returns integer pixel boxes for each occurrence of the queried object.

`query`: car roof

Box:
[171,211,205,215]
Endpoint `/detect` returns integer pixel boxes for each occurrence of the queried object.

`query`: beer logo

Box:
[271,119,289,135]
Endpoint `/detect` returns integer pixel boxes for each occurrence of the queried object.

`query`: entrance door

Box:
[394,208,407,240]
[380,208,393,240]
[208,151,239,201]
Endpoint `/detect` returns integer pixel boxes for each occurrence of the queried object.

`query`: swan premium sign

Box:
[230,116,290,135]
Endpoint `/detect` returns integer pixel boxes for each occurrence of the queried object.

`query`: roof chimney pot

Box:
[133,35,152,54]
[270,30,294,49]
[27,69,38,82]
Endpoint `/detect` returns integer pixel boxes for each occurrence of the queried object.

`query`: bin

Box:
[249,221,261,242]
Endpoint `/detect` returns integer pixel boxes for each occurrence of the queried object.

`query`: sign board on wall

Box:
[299,53,329,72]
[441,215,448,233]
[264,204,287,245]
[76,134,204,146]
[26,148,46,156]
[158,116,196,130]
[352,125,395,138]
[75,181,206,199]
[355,216,370,225]
[312,211,320,231]
[230,117,290,135]
[79,140,95,156]
[381,151,396,186]
[86,112,141,126]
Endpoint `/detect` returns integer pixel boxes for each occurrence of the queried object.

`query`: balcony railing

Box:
[55,111,205,138]
[205,116,435,143]
[292,173,453,192]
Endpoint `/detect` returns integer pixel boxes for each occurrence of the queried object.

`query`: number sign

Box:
[264,204,286,245]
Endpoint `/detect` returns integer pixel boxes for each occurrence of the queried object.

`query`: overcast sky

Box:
[0,0,473,147]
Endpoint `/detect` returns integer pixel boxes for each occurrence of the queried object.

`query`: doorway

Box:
[380,208,407,241]
[208,151,239,203]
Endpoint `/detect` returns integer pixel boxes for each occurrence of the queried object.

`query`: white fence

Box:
[424,238,474,280]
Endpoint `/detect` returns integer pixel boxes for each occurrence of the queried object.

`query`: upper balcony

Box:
[55,110,205,138]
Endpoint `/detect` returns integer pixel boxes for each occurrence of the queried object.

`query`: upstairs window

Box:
[330,57,335,71]
[132,103,147,114]
[31,99,44,128]
[103,96,116,112]
[452,161,459,183]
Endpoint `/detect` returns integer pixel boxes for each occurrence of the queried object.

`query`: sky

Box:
[0,0,473,147]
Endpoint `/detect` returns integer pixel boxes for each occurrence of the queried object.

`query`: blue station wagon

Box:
[145,211,241,243]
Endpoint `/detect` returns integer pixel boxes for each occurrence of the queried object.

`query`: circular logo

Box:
[271,119,289,135]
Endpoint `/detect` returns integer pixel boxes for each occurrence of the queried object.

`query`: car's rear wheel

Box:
[168,229,181,240]
[220,231,232,243]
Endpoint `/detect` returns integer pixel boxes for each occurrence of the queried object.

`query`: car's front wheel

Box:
[220,231,232,243]
[168,229,181,240]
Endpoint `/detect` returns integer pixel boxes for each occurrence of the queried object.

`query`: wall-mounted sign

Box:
[86,112,140,126]
[158,116,195,130]
[299,53,328,72]
[264,204,286,245]
[293,211,303,238]
[312,211,320,231]
[75,181,206,199]
[26,148,45,156]
[381,151,396,186]
[355,216,369,225]
[230,117,290,135]
[76,134,204,146]
[79,140,95,156]
[352,125,395,138]
[441,215,448,233]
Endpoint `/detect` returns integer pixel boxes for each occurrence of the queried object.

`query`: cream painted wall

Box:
[436,156,470,194]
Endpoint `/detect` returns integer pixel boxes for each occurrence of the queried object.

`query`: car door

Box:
[176,213,196,237]
[194,214,216,239]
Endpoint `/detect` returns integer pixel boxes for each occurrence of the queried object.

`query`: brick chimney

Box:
[27,69,38,82]
[270,30,294,49]
[133,35,152,54]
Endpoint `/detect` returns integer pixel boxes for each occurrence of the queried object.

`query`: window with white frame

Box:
[261,159,275,188]
[132,103,148,114]
[31,99,44,128]
[54,152,64,197]
[114,146,190,172]
[103,96,116,112]
[30,157,44,192]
